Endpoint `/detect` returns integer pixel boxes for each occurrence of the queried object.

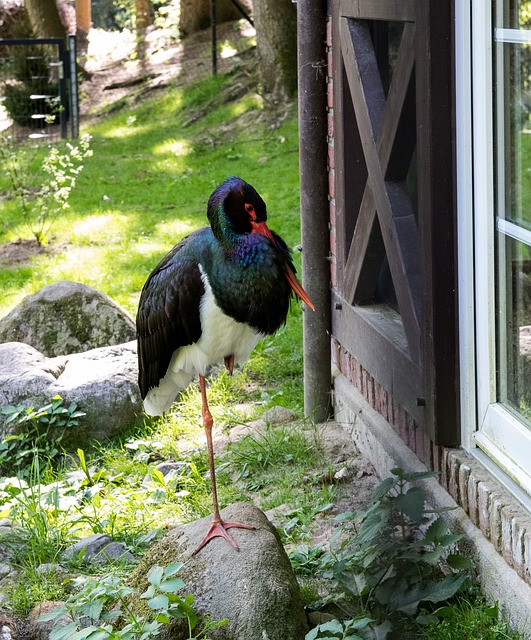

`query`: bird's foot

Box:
[191,518,255,556]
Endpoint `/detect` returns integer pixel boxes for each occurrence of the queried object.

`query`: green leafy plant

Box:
[5,564,70,617]
[0,133,92,245]
[289,544,325,575]
[0,395,85,474]
[305,617,374,640]
[321,469,472,626]
[2,454,78,564]
[39,562,228,640]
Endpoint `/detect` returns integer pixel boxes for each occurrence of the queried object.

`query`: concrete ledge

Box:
[333,372,531,636]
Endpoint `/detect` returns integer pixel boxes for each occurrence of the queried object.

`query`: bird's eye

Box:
[245,203,256,218]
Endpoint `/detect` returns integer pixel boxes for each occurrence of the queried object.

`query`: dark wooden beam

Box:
[416,0,459,445]
[298,0,332,422]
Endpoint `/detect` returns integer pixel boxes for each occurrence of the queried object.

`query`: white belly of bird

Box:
[143,268,263,416]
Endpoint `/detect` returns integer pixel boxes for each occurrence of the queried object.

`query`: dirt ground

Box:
[299,420,379,550]
[80,19,256,117]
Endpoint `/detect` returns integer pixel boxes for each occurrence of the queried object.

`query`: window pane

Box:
[498,0,531,29]
[494,38,531,228]
[495,0,531,422]
[497,233,531,421]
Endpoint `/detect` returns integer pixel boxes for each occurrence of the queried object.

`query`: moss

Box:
[126,527,210,640]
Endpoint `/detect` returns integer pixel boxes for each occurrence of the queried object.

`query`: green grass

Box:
[0,64,304,415]
[415,593,521,640]
[0,71,302,318]
[0,62,304,412]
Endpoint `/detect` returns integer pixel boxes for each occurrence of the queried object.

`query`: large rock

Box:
[129,503,309,640]
[0,281,136,357]
[0,341,142,446]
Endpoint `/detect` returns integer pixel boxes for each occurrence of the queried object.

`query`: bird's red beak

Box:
[251,220,315,311]
[250,220,274,241]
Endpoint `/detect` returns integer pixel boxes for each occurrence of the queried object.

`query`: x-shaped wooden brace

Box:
[339,18,421,362]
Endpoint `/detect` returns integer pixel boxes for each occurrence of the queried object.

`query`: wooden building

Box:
[298,0,531,624]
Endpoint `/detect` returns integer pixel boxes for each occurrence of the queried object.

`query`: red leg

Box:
[191,375,255,556]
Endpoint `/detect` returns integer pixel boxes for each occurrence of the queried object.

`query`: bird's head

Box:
[207,176,315,311]
[207,176,273,241]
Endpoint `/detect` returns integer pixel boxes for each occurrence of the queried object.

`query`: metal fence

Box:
[0,35,78,143]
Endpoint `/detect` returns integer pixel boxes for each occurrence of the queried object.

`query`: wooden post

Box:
[298,0,332,422]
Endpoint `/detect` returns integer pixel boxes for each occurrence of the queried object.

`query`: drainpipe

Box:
[297,0,332,422]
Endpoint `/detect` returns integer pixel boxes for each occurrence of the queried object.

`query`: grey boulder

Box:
[0,341,142,446]
[0,280,136,357]
[129,502,309,640]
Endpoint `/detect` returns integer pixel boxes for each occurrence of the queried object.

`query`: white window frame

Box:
[458,0,531,498]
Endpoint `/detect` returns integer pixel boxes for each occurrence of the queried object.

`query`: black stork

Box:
[136,176,314,555]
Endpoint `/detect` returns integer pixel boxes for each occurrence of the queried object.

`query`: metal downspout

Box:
[297,0,332,422]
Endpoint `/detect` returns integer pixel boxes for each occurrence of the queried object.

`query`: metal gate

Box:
[0,36,78,142]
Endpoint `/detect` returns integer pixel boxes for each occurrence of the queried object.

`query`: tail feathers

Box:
[143,370,193,416]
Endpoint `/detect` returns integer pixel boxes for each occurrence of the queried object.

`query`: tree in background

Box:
[76,0,91,60]
[253,0,297,101]
[179,0,241,38]
[135,0,153,60]
[24,0,70,38]
[24,0,298,105]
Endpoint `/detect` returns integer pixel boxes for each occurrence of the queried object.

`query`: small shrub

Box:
[417,595,521,639]
[39,562,228,640]
[228,420,317,478]
[311,468,472,636]
[0,133,93,245]
[1,43,62,128]
[1,454,78,565]
[305,617,374,640]
[0,395,85,475]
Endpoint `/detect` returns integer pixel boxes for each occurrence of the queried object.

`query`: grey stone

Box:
[0,341,142,446]
[0,564,14,581]
[63,534,136,565]
[143,461,187,484]
[0,280,136,357]
[27,601,70,640]
[0,611,17,640]
[63,533,111,560]
[129,502,308,640]
[92,542,136,564]
[262,406,298,425]
[36,563,66,575]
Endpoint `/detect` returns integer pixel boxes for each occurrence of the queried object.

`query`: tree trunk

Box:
[76,0,91,60]
[135,0,152,60]
[253,0,297,101]
[179,0,241,38]
[25,0,66,38]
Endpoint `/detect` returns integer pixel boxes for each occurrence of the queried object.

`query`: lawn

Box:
[0,74,302,319]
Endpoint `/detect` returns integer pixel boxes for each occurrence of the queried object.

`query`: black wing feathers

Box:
[270,229,296,273]
[136,236,205,398]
